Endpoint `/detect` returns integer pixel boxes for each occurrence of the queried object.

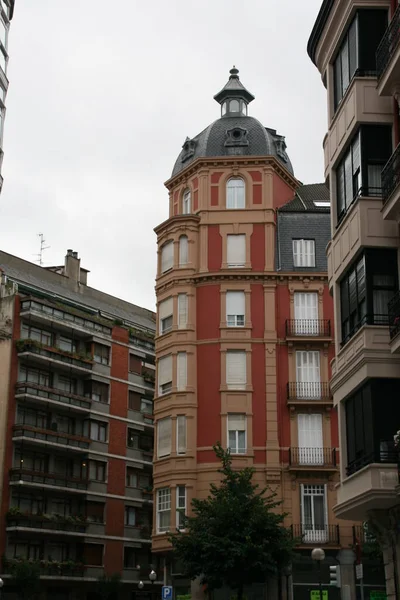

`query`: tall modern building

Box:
[0,249,159,600]
[308,1,400,599]
[152,69,380,600]
[0,0,15,191]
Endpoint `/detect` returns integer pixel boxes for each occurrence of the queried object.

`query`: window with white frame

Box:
[226,178,245,209]
[179,236,188,266]
[177,352,187,391]
[227,234,245,267]
[157,488,171,533]
[90,421,107,443]
[227,414,246,454]
[176,415,187,454]
[294,292,318,335]
[176,486,187,530]
[226,291,245,327]
[159,297,173,335]
[293,239,315,267]
[300,484,327,543]
[157,417,172,458]
[296,351,321,399]
[297,414,323,465]
[178,294,188,329]
[183,189,191,214]
[226,350,246,390]
[158,355,172,396]
[161,241,174,273]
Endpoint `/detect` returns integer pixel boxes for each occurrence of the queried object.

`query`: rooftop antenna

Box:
[35,233,50,266]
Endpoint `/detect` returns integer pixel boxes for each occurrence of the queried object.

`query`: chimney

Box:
[64,249,81,283]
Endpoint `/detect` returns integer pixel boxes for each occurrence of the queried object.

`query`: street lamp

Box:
[0,577,4,600]
[311,548,325,600]
[149,570,157,584]
[138,581,144,590]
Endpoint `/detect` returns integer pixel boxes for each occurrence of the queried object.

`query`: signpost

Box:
[162,587,173,600]
[310,591,328,600]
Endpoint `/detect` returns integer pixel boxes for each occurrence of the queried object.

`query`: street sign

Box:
[310,591,328,600]
[355,563,363,580]
[370,592,387,600]
[162,587,173,600]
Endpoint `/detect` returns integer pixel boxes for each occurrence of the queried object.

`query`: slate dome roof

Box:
[172,68,294,177]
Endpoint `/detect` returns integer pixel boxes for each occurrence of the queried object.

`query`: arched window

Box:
[161,241,174,273]
[226,178,245,209]
[183,189,191,214]
[222,102,227,116]
[229,99,240,113]
[179,235,188,266]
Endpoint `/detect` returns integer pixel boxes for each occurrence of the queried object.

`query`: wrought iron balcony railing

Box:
[346,440,397,476]
[291,524,340,545]
[388,290,400,340]
[382,144,400,205]
[289,447,337,468]
[285,319,331,337]
[376,4,400,80]
[287,382,331,402]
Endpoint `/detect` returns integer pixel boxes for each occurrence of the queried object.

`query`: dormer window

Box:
[183,189,191,214]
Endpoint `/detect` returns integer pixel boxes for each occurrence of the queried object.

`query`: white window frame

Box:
[157,488,171,533]
[294,292,319,335]
[161,241,174,273]
[293,239,316,268]
[158,355,172,396]
[183,189,191,214]
[176,415,187,455]
[159,297,173,335]
[227,234,246,268]
[179,235,188,266]
[227,414,246,454]
[177,352,187,391]
[297,414,323,465]
[178,294,188,329]
[295,350,321,399]
[157,417,172,458]
[226,291,245,327]
[226,178,245,209]
[226,350,246,390]
[176,485,187,531]
[300,484,328,543]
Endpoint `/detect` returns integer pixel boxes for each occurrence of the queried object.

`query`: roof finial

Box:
[229,65,239,79]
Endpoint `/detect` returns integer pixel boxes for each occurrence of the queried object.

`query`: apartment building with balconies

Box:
[0,249,158,600]
[308,1,400,599]
[0,0,15,192]
[151,69,380,600]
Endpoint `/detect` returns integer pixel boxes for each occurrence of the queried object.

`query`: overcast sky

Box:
[0,0,326,311]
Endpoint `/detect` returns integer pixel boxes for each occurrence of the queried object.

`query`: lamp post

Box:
[137,569,157,593]
[311,548,325,600]
[138,581,144,590]
[0,577,3,600]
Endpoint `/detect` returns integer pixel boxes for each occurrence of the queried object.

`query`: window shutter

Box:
[159,297,173,320]
[305,240,315,267]
[157,417,172,457]
[129,355,142,374]
[178,294,188,329]
[177,352,187,391]
[158,355,172,386]
[161,242,174,273]
[179,236,188,266]
[226,351,246,389]
[228,414,246,430]
[227,235,245,266]
[177,415,187,454]
[292,240,299,266]
[226,291,245,317]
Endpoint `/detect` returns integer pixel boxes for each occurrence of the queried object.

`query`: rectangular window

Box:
[296,351,321,399]
[57,375,77,394]
[226,350,246,390]
[93,343,110,365]
[301,484,327,543]
[124,547,136,569]
[157,417,172,458]
[128,391,141,411]
[129,354,142,374]
[157,488,171,533]
[58,335,77,354]
[226,291,245,327]
[86,502,104,523]
[178,294,188,329]
[90,421,107,442]
[340,249,398,345]
[179,236,188,266]
[158,355,172,396]
[183,190,191,214]
[83,543,103,566]
[85,380,109,404]
[19,366,50,387]
[227,414,246,454]
[177,352,187,391]
[125,506,136,526]
[176,486,187,530]
[89,460,106,482]
[293,240,315,268]
[126,467,138,488]
[161,241,174,273]
[297,414,323,465]
[227,234,246,267]
[140,397,153,414]
[294,292,318,335]
[177,415,187,455]
[333,10,388,109]
[21,324,52,346]
[159,297,173,335]
[127,428,139,449]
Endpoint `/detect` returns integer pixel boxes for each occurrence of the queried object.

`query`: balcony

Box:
[15,382,91,412]
[2,558,86,578]
[388,291,400,351]
[6,512,87,534]
[12,425,90,452]
[291,524,340,546]
[346,442,397,477]
[287,382,332,407]
[285,319,331,339]
[381,144,400,221]
[16,340,93,373]
[288,447,337,471]
[9,468,88,491]
[376,5,400,96]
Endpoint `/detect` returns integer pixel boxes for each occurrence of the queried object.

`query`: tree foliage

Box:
[170,443,295,599]
[10,560,41,600]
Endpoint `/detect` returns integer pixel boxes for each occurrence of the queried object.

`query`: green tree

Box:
[10,560,41,600]
[170,443,295,600]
